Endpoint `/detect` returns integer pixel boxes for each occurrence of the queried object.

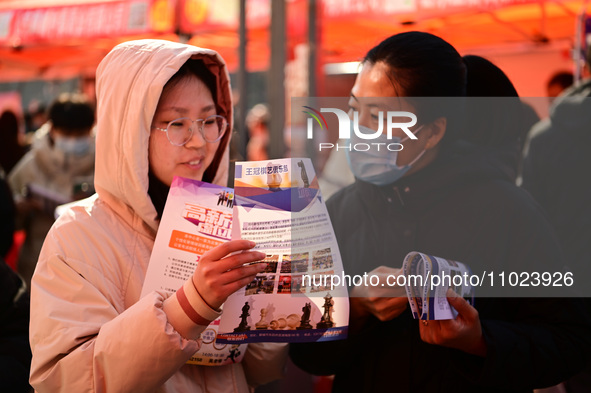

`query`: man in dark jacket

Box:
[291,141,591,393]
[521,50,591,393]
[522,78,591,288]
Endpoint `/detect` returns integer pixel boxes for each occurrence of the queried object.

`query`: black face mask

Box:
[147,170,170,220]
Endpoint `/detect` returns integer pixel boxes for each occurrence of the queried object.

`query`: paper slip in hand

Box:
[402,251,475,320]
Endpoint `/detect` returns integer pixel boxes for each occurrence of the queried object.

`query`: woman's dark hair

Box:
[363,32,466,143]
[162,58,229,185]
[163,59,218,107]
[463,55,518,98]
[462,54,536,179]
[364,31,466,98]
[150,58,229,218]
[462,55,521,148]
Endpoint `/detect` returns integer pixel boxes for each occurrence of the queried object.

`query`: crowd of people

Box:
[0,30,589,393]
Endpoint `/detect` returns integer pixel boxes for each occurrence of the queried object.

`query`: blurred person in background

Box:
[0,175,16,261]
[522,47,591,393]
[8,93,96,289]
[246,103,271,161]
[546,71,574,104]
[0,257,32,393]
[523,49,591,283]
[24,101,47,135]
[0,110,28,175]
[0,174,32,393]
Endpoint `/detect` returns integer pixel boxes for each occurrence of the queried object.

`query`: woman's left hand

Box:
[418,289,487,357]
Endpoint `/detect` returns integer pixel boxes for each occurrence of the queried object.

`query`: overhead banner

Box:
[0,0,175,45]
[320,0,540,19]
[179,0,542,35]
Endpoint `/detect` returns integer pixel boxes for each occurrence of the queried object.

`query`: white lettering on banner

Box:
[322,0,416,17]
[321,0,535,19]
[91,5,108,37]
[111,3,126,35]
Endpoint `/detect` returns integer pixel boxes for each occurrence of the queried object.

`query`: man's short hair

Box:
[547,71,574,91]
[48,93,95,135]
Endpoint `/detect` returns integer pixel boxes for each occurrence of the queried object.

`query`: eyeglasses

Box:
[152,115,228,146]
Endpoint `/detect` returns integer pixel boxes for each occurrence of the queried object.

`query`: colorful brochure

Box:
[216,158,349,343]
[141,177,246,366]
[402,251,475,320]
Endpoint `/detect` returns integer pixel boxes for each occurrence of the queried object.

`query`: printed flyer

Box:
[402,251,475,320]
[216,158,349,343]
[141,177,246,366]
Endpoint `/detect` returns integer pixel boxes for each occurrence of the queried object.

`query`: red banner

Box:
[178,0,541,35]
[0,0,175,46]
[321,0,541,20]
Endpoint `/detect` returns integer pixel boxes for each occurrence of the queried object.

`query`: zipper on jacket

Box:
[392,186,405,206]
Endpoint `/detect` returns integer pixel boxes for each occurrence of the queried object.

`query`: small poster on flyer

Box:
[141,177,246,366]
[216,158,349,344]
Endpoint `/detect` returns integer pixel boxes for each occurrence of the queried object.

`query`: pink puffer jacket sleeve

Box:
[29,252,208,393]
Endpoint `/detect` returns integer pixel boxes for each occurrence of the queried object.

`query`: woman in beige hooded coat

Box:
[29,40,287,392]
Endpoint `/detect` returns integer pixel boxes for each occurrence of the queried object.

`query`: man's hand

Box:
[419,289,487,357]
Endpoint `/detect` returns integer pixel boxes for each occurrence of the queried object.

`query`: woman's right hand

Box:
[192,240,267,310]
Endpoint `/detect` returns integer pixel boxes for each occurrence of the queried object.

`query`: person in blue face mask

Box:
[345,123,425,186]
[291,31,591,393]
[8,93,96,289]
[48,94,95,157]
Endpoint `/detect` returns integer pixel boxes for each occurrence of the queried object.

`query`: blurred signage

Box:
[0,0,174,46]
[322,0,417,17]
[179,0,269,33]
[177,0,541,34]
[321,0,539,19]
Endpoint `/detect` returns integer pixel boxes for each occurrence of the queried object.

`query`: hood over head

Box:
[94,39,233,233]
